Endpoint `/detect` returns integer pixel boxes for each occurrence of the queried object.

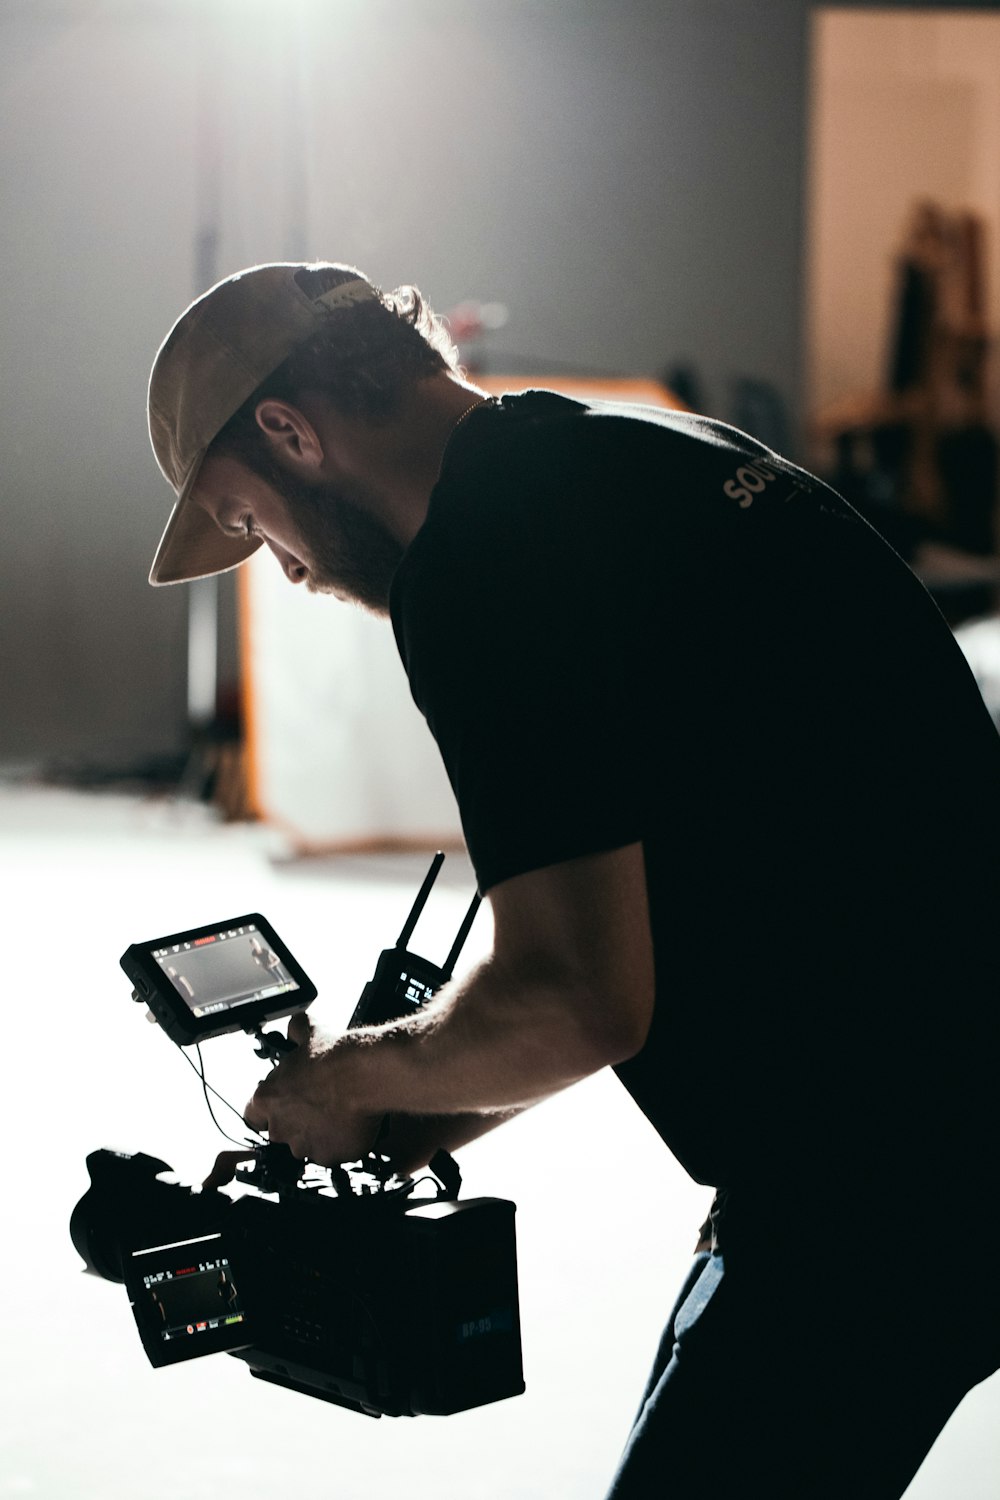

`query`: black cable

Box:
[175,1042,263,1151]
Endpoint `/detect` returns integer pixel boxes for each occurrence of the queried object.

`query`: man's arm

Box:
[203,1106,531,1189]
[372,1106,531,1177]
[243,842,655,1167]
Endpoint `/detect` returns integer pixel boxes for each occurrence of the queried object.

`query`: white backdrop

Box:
[241,551,462,849]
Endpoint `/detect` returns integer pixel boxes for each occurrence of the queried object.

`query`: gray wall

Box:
[2,0,991,772]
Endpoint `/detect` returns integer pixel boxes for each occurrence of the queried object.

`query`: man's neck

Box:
[304,374,489,547]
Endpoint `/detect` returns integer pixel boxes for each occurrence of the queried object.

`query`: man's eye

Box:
[241,516,258,539]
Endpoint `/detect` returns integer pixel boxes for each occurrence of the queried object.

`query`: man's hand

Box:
[242,1011,384,1166]
[202,1148,257,1191]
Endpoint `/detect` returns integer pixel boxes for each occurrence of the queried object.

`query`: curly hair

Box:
[211,264,461,470]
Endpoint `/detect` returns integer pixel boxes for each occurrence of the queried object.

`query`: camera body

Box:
[72,855,525,1419]
[72,1146,524,1418]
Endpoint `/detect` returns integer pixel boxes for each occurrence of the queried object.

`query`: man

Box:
[147,261,1000,1498]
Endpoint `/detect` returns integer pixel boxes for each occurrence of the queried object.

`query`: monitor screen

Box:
[122,912,317,1044]
[128,1233,253,1366]
[151,923,299,1020]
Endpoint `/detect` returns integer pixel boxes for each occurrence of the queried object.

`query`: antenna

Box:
[395,852,445,949]
[393,851,481,978]
[442,893,482,980]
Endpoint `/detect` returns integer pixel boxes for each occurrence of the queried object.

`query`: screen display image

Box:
[141,1246,247,1347]
[394,968,436,1013]
[151,924,299,1020]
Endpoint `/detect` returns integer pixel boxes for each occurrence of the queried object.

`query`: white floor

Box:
[3,785,998,1499]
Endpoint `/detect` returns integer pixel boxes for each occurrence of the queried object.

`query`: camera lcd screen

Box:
[126,1233,253,1367]
[154,922,295,1019]
[121,913,318,1044]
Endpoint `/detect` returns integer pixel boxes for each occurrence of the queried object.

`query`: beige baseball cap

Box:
[146,262,379,585]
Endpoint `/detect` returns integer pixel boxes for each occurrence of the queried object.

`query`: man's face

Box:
[192,450,404,616]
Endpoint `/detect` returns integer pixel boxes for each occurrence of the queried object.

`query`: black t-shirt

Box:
[390,391,1000,1193]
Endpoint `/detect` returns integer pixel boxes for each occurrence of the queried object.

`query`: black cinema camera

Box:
[70,855,524,1419]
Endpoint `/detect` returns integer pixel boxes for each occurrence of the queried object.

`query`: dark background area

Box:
[2,0,996,777]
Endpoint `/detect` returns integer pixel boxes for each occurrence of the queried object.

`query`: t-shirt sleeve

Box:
[393,474,646,893]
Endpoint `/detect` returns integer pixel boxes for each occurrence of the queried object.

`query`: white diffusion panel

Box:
[241,548,463,849]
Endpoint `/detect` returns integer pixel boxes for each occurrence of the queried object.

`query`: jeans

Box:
[605,1193,1000,1499]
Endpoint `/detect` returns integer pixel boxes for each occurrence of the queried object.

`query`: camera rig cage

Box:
[71,854,525,1419]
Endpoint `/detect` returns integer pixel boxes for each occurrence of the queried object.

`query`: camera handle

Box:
[429,1148,461,1199]
[236,1141,307,1193]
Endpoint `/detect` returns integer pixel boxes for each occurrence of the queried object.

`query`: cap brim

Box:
[149,453,264,585]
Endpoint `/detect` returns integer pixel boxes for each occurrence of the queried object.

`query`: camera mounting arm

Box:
[250,1025,297,1063]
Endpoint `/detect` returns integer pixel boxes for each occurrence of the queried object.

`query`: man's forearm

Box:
[244,847,655,1167]
[378,1105,530,1177]
[329,950,633,1121]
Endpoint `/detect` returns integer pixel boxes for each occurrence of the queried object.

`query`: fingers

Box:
[242,1075,273,1135]
[202,1149,257,1191]
[242,1010,313,1133]
[287,1009,313,1046]
[240,1010,331,1153]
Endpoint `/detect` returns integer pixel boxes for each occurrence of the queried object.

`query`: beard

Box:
[262,457,406,616]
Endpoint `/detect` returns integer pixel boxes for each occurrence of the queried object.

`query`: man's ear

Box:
[254,399,324,472]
